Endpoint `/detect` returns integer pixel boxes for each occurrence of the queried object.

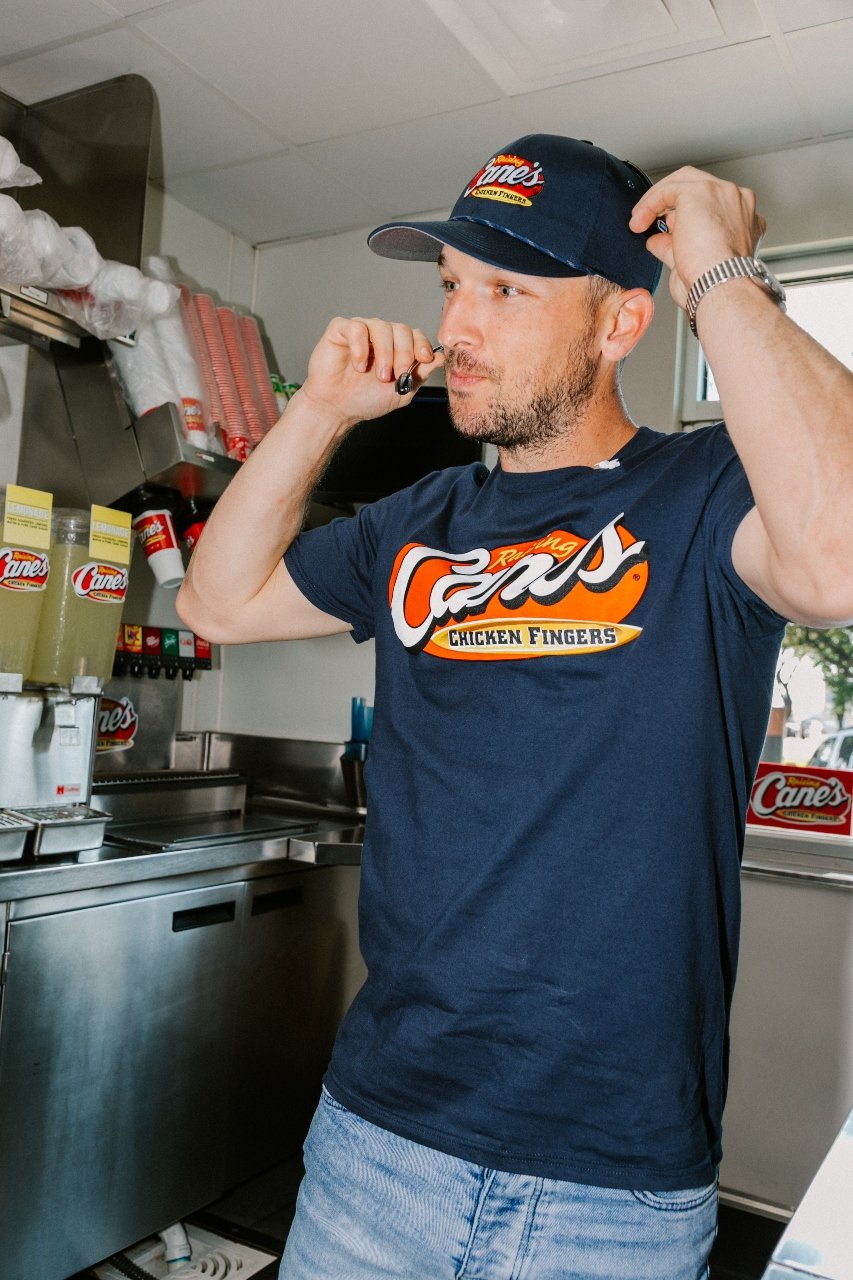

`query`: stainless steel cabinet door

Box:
[224,866,365,1188]
[0,882,240,1280]
[721,870,853,1213]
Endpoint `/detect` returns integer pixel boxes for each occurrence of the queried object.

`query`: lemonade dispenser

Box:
[0,486,52,688]
[28,507,131,686]
[0,500,132,853]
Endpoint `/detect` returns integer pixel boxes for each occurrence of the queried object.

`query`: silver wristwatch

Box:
[685,256,786,336]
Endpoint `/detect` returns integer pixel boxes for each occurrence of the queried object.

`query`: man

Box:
[177,135,853,1279]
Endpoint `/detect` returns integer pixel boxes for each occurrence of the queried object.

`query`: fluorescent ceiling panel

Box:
[423,0,733,91]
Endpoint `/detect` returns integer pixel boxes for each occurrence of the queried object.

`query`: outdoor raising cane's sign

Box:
[747,763,853,836]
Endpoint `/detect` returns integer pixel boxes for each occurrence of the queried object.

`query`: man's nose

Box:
[437,298,482,352]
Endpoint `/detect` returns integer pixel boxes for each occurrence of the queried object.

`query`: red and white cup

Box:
[132,507,185,589]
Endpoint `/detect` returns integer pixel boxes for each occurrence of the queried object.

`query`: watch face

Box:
[757,262,786,306]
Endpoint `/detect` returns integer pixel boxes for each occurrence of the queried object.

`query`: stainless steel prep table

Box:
[0,799,365,1280]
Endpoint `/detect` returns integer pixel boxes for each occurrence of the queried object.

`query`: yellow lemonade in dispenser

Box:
[0,489,52,679]
[28,509,129,685]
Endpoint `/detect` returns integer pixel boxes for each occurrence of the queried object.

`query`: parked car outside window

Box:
[808,730,853,769]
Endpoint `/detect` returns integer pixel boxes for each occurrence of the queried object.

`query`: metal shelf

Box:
[0,281,88,349]
[131,402,240,502]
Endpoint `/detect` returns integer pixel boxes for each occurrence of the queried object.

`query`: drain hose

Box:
[160,1222,192,1269]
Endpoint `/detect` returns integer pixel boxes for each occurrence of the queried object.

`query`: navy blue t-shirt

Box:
[285,423,786,1190]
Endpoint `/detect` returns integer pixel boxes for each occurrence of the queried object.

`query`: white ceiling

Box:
[1,0,852,246]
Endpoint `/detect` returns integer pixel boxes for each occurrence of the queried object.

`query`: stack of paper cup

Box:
[218,306,267,445]
[238,312,281,431]
[193,294,252,461]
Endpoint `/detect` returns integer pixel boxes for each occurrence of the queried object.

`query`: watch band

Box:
[685,256,786,336]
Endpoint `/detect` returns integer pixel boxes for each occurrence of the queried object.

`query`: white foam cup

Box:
[132,508,185,589]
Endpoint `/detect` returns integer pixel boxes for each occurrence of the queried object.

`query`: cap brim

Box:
[368,218,586,279]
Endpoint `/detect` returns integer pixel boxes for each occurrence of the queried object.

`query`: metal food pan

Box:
[6,805,111,857]
[0,812,35,862]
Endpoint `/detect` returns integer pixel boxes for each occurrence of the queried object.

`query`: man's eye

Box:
[440,279,457,293]
[498,285,521,297]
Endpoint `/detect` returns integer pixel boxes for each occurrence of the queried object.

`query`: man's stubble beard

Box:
[445,328,600,452]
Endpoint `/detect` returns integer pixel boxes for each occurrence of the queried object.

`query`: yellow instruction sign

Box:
[89,505,133,565]
[3,484,53,550]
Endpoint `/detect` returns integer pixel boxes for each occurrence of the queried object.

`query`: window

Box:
[680,243,853,427]
[677,243,853,769]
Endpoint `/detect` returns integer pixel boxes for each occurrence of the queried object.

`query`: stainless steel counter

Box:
[0,805,363,905]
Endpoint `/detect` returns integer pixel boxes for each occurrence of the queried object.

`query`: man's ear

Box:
[600,289,655,362]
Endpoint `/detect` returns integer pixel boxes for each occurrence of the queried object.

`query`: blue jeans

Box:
[279,1088,718,1280]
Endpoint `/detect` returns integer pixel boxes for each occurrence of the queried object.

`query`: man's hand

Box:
[300,315,444,431]
[629,166,767,310]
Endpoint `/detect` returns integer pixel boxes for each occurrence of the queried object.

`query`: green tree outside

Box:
[786,625,853,729]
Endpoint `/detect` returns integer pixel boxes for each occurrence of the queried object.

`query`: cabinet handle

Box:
[250,885,303,916]
[172,900,236,932]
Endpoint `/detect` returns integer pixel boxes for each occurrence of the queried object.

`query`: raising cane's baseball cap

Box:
[368,134,663,294]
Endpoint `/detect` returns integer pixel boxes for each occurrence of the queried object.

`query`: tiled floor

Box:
[197,1160,787,1279]
[197,1155,305,1250]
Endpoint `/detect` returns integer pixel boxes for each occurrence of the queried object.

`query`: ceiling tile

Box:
[421,0,761,93]
[163,149,388,243]
[300,99,539,219]
[785,20,853,134]
[0,0,116,63]
[0,28,284,177]
[101,0,183,14]
[517,39,811,172]
[137,0,503,145]
[769,0,853,33]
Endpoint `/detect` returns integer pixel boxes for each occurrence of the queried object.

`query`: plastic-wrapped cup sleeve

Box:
[108,324,181,418]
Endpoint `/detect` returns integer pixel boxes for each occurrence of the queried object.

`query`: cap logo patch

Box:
[464,152,544,208]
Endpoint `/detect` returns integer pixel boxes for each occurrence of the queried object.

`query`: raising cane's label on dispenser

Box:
[72,561,129,603]
[747,763,853,837]
[96,695,139,752]
[0,546,49,592]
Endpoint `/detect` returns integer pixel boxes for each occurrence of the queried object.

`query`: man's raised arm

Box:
[631,167,853,628]
[176,316,442,644]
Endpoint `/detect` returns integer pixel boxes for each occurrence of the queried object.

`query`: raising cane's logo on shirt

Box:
[389,513,648,660]
[464,151,545,208]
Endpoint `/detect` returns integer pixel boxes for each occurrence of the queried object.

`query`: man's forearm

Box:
[698,282,853,624]
[176,389,352,640]
[629,167,853,626]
